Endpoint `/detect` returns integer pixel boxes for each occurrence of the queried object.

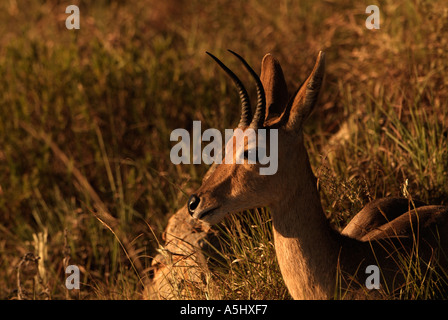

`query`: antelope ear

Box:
[260,54,289,121]
[283,51,325,133]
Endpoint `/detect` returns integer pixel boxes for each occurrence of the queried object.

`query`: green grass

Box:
[0,0,447,299]
[211,209,290,300]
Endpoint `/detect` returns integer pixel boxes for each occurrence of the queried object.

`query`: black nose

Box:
[188,194,200,216]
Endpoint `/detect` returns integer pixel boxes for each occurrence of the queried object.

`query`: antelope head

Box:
[188,50,325,225]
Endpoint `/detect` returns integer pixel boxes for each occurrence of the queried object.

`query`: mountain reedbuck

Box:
[187,50,448,299]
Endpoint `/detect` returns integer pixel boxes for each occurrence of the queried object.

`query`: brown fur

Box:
[190,52,448,299]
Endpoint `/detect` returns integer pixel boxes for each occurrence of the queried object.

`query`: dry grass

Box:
[0,0,447,299]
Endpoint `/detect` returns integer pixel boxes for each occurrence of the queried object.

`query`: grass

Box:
[0,0,447,299]
[211,209,290,300]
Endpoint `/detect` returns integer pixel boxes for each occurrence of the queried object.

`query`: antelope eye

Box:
[243,148,258,162]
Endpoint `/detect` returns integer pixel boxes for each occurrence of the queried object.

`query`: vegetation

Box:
[0,0,447,299]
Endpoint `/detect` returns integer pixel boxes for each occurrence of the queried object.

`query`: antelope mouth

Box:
[197,205,221,220]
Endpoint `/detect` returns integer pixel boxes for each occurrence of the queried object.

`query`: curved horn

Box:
[206,52,252,128]
[227,50,266,129]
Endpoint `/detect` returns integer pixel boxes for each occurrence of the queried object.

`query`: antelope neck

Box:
[269,154,342,299]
